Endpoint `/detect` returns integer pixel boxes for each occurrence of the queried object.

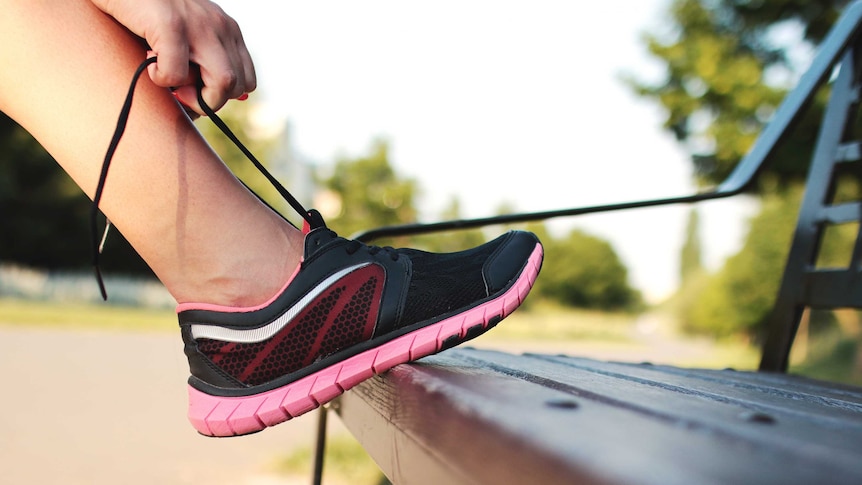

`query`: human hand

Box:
[91,0,256,115]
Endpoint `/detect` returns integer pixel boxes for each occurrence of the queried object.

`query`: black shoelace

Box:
[92,57,318,299]
[345,237,399,261]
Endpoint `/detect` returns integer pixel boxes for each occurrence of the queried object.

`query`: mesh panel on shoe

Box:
[398,238,502,327]
[196,265,384,386]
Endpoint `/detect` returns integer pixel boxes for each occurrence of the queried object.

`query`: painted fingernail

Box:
[172,91,193,108]
[237,93,249,101]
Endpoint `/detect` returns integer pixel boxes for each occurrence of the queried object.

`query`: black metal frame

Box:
[314,2,862,483]
[759,44,862,371]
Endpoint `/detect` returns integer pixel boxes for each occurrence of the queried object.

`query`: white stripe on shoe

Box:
[189,263,371,343]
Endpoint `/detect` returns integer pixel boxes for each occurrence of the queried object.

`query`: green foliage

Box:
[792,319,862,386]
[533,227,643,312]
[272,434,387,485]
[0,112,150,274]
[680,208,704,284]
[680,184,858,339]
[630,0,849,187]
[637,0,862,340]
[0,112,83,267]
[319,139,419,241]
[683,187,798,338]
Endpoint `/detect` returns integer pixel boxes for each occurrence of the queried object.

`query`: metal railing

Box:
[353,1,862,244]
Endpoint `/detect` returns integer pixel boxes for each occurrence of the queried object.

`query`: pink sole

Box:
[187,243,544,437]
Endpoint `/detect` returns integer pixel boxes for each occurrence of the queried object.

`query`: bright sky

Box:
[214,0,757,303]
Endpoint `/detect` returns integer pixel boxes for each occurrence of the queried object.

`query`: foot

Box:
[177,210,543,437]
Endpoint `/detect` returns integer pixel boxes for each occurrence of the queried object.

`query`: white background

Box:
[213,0,757,302]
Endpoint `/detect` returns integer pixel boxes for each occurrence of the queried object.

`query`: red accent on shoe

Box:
[196,264,385,386]
[186,243,543,437]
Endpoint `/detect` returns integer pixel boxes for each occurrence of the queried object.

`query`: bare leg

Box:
[0,0,304,306]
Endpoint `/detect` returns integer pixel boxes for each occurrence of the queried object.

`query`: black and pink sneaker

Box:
[94,58,543,437]
[177,210,542,436]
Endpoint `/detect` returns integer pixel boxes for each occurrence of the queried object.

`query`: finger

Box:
[171,64,208,117]
[172,90,201,120]
[236,36,257,94]
[172,84,208,116]
[199,64,238,112]
[193,44,245,112]
[173,64,235,116]
[147,29,191,88]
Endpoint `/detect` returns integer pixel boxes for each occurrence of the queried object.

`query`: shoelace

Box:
[92,57,320,299]
[345,237,399,261]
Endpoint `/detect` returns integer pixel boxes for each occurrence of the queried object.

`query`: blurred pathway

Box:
[0,313,746,484]
[0,326,329,485]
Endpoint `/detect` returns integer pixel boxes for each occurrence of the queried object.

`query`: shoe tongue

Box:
[302,209,327,235]
[301,208,338,257]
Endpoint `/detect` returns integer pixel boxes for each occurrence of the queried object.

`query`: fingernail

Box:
[172,91,192,108]
[237,93,249,101]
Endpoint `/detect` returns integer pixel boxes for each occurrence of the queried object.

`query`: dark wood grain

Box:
[335,348,862,485]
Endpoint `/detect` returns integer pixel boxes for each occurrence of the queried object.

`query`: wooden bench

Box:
[315,3,862,484]
[334,349,862,484]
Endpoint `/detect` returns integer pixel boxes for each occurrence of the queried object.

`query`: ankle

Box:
[172,225,305,309]
[201,266,298,309]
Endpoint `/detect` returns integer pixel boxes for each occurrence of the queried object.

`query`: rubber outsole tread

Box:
[188,243,543,437]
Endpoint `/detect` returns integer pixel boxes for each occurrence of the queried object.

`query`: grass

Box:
[486,305,638,342]
[791,328,862,386]
[0,297,176,332]
[271,434,389,485]
[488,302,639,342]
[683,341,761,369]
[0,296,764,371]
[0,295,761,364]
[0,296,640,340]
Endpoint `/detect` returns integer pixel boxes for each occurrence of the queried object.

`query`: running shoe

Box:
[177,210,543,436]
[95,58,543,437]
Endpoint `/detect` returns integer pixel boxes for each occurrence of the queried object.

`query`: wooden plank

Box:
[647,363,862,405]
[495,353,862,462]
[334,358,611,485]
[529,354,862,423]
[466,351,862,475]
[334,348,862,485]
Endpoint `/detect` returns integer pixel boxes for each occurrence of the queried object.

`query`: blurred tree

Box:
[633,0,859,339]
[0,112,87,267]
[535,227,643,311]
[0,111,150,275]
[683,183,858,339]
[683,186,800,338]
[319,139,419,242]
[675,207,709,332]
[679,207,704,285]
[630,0,849,187]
